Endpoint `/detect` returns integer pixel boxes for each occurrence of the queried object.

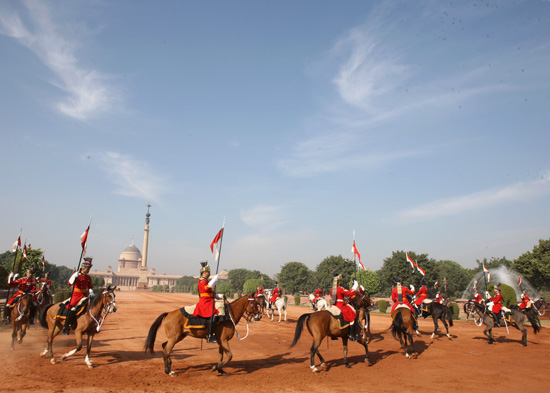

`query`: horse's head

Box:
[104,286,118,313]
[245,294,262,322]
[19,292,34,314]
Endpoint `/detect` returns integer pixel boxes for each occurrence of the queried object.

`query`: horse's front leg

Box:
[431,318,439,339]
[407,332,417,359]
[62,329,83,361]
[309,338,325,373]
[10,320,17,351]
[85,334,95,368]
[358,329,371,366]
[277,308,282,323]
[18,319,29,343]
[441,318,451,339]
[213,339,231,376]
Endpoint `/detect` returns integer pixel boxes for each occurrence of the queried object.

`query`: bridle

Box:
[88,288,117,332]
[15,292,33,322]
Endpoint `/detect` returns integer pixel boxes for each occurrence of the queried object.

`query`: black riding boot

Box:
[207,315,217,343]
[63,310,74,335]
[348,320,357,342]
[492,312,501,327]
[29,306,36,324]
[3,305,11,324]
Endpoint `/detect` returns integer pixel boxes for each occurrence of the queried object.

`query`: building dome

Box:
[118,244,142,272]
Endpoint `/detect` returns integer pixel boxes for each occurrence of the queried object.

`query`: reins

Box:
[87,289,117,332]
[224,297,257,340]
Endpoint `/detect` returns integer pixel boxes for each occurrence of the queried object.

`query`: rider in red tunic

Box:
[330,272,358,341]
[391,277,418,333]
[269,283,281,303]
[518,290,531,310]
[313,285,323,309]
[63,258,94,335]
[193,262,221,343]
[486,284,503,327]
[473,290,484,304]
[4,269,37,323]
[435,291,445,304]
[255,284,264,298]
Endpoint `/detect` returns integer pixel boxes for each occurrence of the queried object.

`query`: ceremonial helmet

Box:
[420,277,426,285]
[393,276,401,285]
[332,270,342,282]
[200,261,210,274]
[82,257,93,268]
[495,283,502,291]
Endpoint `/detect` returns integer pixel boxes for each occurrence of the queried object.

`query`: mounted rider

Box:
[486,284,503,327]
[269,282,281,309]
[330,271,358,341]
[391,277,418,333]
[518,290,532,310]
[412,277,428,316]
[193,261,222,343]
[63,257,94,335]
[473,289,485,304]
[255,282,264,298]
[435,291,445,304]
[38,271,53,303]
[4,268,38,324]
[312,284,323,310]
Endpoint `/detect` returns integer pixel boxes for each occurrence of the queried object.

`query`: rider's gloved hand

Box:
[8,272,14,284]
[89,289,95,297]
[351,280,359,291]
[208,274,219,288]
[485,291,491,299]
[69,272,79,285]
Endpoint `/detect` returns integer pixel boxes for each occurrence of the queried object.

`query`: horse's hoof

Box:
[87,364,94,369]
[310,366,319,373]
[405,353,410,358]
[430,333,435,339]
[211,365,217,372]
[169,371,177,377]
[218,369,228,377]
[50,359,56,365]
[345,363,352,368]
[410,353,417,359]
[365,359,372,367]
[319,363,327,371]
[446,334,451,339]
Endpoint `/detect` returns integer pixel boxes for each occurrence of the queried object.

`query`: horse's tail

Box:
[391,311,406,341]
[39,304,54,329]
[290,313,311,348]
[144,312,168,353]
[525,311,541,335]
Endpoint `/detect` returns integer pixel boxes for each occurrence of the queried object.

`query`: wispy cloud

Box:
[0,0,120,120]
[92,152,169,203]
[240,205,288,231]
[393,173,550,223]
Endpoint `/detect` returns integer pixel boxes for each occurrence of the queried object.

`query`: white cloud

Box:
[394,173,550,223]
[0,0,120,120]
[93,152,169,203]
[240,205,288,231]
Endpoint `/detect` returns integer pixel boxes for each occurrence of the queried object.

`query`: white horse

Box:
[265,289,287,323]
[308,294,329,311]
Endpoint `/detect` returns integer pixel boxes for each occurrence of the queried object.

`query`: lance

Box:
[209,218,226,335]
[5,230,22,310]
[68,216,92,306]
[352,230,357,280]
[444,277,448,300]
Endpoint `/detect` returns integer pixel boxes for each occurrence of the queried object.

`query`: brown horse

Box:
[472,301,540,346]
[144,294,261,377]
[35,284,52,324]
[8,292,33,350]
[255,294,267,316]
[391,307,417,358]
[351,291,374,341]
[39,286,118,368]
[289,307,371,372]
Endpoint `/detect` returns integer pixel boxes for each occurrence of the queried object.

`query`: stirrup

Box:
[206,335,217,343]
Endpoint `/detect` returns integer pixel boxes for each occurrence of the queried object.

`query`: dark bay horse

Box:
[472,302,540,346]
[351,291,374,341]
[8,292,33,350]
[391,307,417,358]
[289,307,371,372]
[419,301,453,339]
[35,284,52,324]
[144,294,261,377]
[255,294,267,316]
[40,286,118,367]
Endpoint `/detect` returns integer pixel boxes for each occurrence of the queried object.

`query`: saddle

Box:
[179,304,228,329]
[326,305,351,329]
[54,298,89,322]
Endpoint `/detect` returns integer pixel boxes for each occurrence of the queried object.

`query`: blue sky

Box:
[1,0,549,278]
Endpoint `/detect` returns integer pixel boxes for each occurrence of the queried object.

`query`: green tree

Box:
[228,268,254,292]
[433,260,472,298]
[513,238,550,291]
[315,255,357,294]
[174,276,197,293]
[243,278,260,295]
[216,282,235,298]
[278,261,312,294]
[356,269,381,295]
[91,276,105,288]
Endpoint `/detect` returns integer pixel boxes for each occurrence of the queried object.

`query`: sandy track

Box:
[1,291,547,393]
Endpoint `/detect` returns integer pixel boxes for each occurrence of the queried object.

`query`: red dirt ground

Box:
[1,292,547,393]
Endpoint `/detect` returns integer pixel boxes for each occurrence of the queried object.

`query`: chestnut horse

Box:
[8,292,33,350]
[391,307,417,358]
[289,307,371,372]
[39,286,118,368]
[144,294,261,377]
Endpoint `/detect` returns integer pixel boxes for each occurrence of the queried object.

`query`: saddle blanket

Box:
[54,298,88,321]
[179,302,227,329]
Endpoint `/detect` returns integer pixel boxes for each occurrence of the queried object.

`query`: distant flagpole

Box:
[351,231,365,271]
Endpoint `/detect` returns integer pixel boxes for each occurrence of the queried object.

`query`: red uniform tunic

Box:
[473,292,484,303]
[68,273,93,307]
[39,278,52,290]
[519,293,531,309]
[193,277,219,318]
[414,285,428,306]
[489,292,503,313]
[255,286,264,298]
[7,277,37,305]
[391,285,415,314]
[314,288,323,302]
[330,286,357,322]
[270,287,281,303]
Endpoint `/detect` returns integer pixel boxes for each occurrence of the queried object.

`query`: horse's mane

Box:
[89,289,104,308]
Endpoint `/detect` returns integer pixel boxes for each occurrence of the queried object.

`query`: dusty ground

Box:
[1,292,547,393]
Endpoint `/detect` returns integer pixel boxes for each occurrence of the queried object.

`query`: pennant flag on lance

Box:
[210,220,225,265]
[518,276,522,286]
[42,255,46,270]
[80,226,90,249]
[22,243,28,261]
[434,280,439,288]
[12,236,21,253]
[351,240,366,270]
[406,252,416,271]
